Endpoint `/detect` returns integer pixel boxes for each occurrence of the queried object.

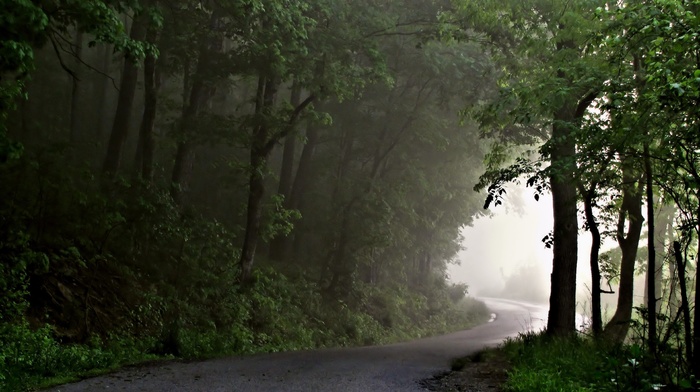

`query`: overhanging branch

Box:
[264,94,316,152]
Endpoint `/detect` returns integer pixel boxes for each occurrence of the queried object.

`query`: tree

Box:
[603,155,644,342]
[1,0,144,162]
[101,12,148,177]
[456,0,605,336]
[597,0,700,370]
[236,0,393,283]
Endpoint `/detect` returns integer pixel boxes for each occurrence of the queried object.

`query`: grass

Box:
[497,331,669,392]
[1,295,491,391]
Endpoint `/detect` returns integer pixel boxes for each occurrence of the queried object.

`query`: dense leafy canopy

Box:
[3,0,700,390]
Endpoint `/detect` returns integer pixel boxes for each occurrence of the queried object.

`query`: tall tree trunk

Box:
[278,83,301,197]
[673,240,692,365]
[95,43,113,145]
[604,158,644,342]
[319,124,357,285]
[546,104,580,337]
[134,25,161,183]
[239,77,279,284]
[581,186,603,336]
[693,201,700,377]
[102,14,148,177]
[269,83,301,261]
[170,10,222,204]
[644,143,657,352]
[326,202,355,295]
[69,30,84,144]
[645,203,673,315]
[238,73,315,283]
[290,126,319,260]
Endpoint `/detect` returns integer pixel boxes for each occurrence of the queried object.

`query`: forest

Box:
[1,0,700,391]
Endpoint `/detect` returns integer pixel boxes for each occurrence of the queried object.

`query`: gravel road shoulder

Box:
[420,350,509,392]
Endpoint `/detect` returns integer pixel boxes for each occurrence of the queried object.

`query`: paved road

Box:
[49,298,546,392]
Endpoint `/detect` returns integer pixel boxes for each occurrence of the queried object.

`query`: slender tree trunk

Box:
[648,203,673,311]
[238,72,314,283]
[673,240,692,364]
[239,77,279,284]
[668,245,679,314]
[169,77,205,200]
[69,30,84,144]
[547,105,579,337]
[582,187,603,336]
[693,201,700,377]
[95,43,113,144]
[644,144,657,352]
[102,14,148,177]
[604,159,644,342]
[170,141,195,204]
[269,83,301,261]
[319,124,357,285]
[278,83,301,197]
[240,144,268,283]
[134,25,161,183]
[170,10,222,204]
[290,126,319,260]
[326,203,354,295]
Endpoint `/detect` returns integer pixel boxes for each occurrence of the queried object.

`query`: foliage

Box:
[0,0,499,390]
[0,150,490,391]
[502,331,669,392]
[0,321,160,391]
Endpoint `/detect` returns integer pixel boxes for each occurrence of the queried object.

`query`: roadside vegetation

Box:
[443,0,700,390]
[1,176,490,389]
[5,0,700,391]
[501,326,675,392]
[1,2,492,390]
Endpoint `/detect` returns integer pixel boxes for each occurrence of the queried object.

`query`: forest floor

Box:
[420,349,509,392]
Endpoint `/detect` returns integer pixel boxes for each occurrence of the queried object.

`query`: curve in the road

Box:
[49,298,547,392]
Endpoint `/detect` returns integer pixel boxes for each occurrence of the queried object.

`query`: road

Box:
[49,298,547,392]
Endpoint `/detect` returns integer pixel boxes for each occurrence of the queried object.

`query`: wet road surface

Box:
[49,298,546,392]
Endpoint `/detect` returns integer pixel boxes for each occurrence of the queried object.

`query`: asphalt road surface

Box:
[49,298,547,392]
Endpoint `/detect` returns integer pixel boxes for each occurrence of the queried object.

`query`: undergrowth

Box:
[501,331,681,392]
[0,154,491,391]
[1,283,489,391]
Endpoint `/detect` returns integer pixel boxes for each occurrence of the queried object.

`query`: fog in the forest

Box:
[450,184,618,313]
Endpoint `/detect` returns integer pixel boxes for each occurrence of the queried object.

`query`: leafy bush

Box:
[0,153,492,391]
[0,321,159,391]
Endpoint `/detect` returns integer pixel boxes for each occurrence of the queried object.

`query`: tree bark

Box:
[693,201,700,377]
[290,126,319,260]
[582,186,603,336]
[102,14,148,177]
[239,77,279,284]
[644,143,657,352]
[648,203,673,311]
[134,25,161,183]
[237,67,315,283]
[604,158,644,342]
[169,10,222,204]
[278,83,301,197]
[546,105,580,337]
[69,30,84,145]
[269,83,301,261]
[673,240,692,365]
[95,44,113,143]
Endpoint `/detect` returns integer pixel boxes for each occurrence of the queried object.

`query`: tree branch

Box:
[48,32,78,80]
[264,94,316,152]
[575,90,599,119]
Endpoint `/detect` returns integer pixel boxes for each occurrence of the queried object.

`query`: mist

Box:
[450,184,618,313]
